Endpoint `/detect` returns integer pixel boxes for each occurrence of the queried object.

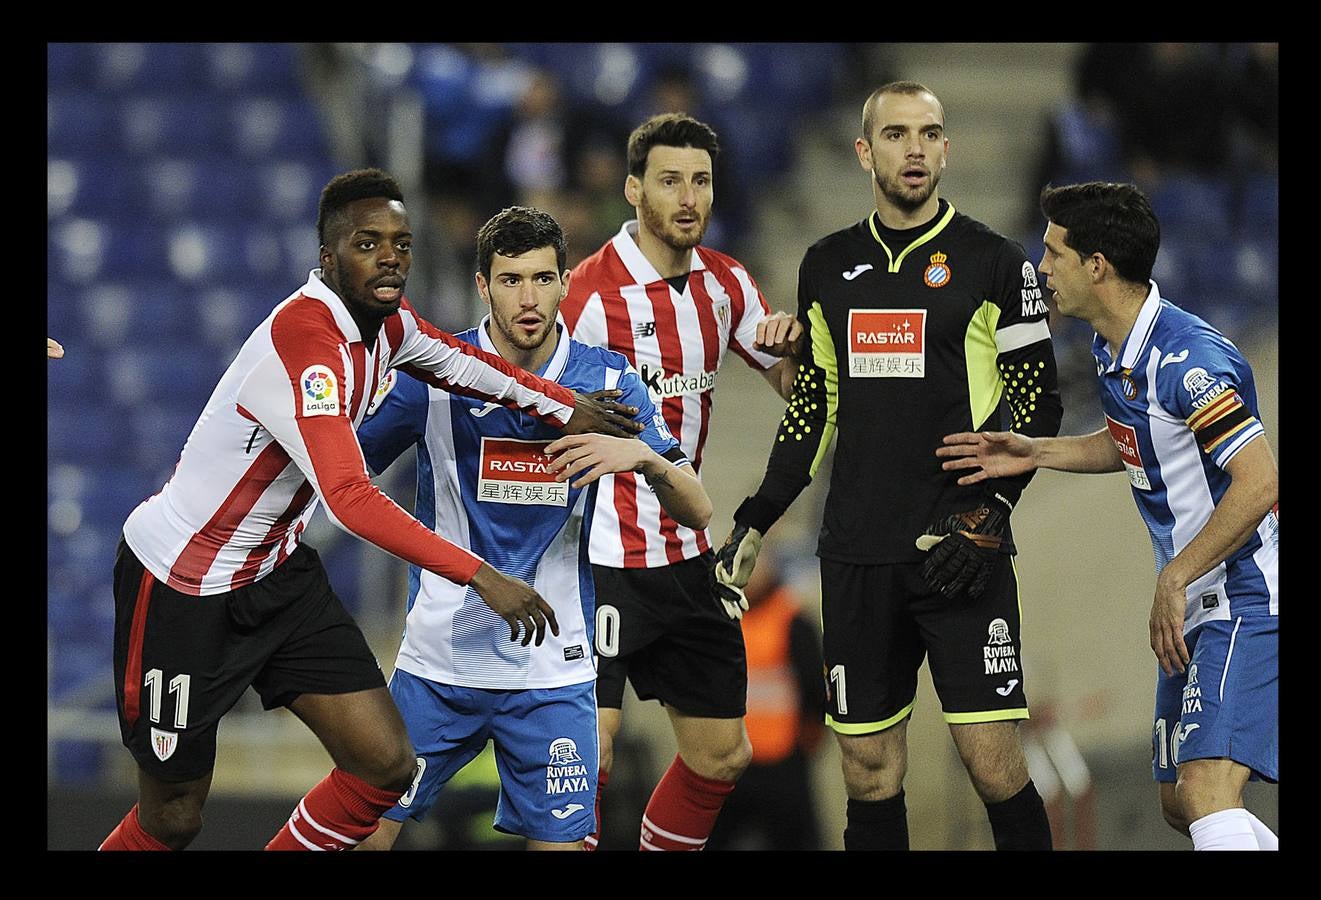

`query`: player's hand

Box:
[47,337,65,359]
[1150,570,1191,677]
[563,389,643,438]
[469,562,560,647]
[915,493,1014,601]
[712,523,763,619]
[935,431,1037,486]
[545,432,647,489]
[753,312,803,358]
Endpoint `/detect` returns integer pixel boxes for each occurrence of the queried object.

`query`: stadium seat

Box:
[47,91,119,157]
[87,42,206,94]
[224,96,331,158]
[78,279,198,348]
[117,93,227,157]
[202,42,304,94]
[47,42,94,90]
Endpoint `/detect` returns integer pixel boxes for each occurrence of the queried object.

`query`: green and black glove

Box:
[915,492,1015,601]
[712,522,763,620]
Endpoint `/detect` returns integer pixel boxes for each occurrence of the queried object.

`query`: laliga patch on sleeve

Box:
[300,365,341,417]
[366,369,397,416]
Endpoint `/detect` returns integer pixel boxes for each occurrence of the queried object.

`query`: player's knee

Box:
[139,801,204,849]
[352,739,419,793]
[840,753,906,800]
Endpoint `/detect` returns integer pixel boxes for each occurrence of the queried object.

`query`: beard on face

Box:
[639,193,708,252]
[327,259,404,323]
[874,165,942,213]
[494,312,553,352]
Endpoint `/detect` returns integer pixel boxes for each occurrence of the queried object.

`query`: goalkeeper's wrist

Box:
[733,494,782,536]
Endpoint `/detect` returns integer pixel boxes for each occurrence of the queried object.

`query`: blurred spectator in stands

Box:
[707,543,826,851]
[1227,42,1278,175]
[568,135,634,269]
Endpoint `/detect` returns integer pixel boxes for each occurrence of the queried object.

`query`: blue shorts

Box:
[1152,615,1277,783]
[383,670,599,843]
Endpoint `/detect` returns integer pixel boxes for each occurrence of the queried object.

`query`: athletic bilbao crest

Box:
[848,309,925,378]
[478,438,568,506]
[151,727,178,762]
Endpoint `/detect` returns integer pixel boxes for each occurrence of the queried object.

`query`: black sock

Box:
[985,780,1053,850]
[844,791,909,850]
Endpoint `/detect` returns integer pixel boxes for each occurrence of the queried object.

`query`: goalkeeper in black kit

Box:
[714,82,1062,851]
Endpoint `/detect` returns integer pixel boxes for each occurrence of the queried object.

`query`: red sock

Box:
[99,805,171,851]
[583,768,609,851]
[639,754,735,851]
[265,768,403,851]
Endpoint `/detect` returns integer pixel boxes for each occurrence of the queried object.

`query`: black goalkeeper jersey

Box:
[743,200,1063,564]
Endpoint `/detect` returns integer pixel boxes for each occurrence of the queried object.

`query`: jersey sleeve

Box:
[725,262,780,372]
[392,299,577,427]
[1156,332,1264,469]
[617,364,687,463]
[357,369,429,476]
[986,243,1063,506]
[737,252,837,533]
[239,316,483,585]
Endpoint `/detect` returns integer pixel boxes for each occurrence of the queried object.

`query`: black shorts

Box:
[111,538,385,783]
[819,557,1028,734]
[592,552,746,718]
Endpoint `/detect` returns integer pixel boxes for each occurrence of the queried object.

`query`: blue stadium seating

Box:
[1149,175,1234,241]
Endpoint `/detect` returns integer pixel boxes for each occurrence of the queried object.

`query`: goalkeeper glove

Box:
[915,492,1015,601]
[712,522,763,620]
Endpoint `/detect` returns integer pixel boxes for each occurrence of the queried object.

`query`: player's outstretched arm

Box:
[937,428,1124,484]
[468,562,560,648]
[562,389,645,438]
[544,433,712,529]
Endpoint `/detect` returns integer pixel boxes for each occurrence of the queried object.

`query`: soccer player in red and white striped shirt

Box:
[560,114,803,851]
[99,169,641,851]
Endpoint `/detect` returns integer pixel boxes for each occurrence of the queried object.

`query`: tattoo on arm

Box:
[642,467,673,490]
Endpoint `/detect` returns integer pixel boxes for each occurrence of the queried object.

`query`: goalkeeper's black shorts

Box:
[818,556,1028,734]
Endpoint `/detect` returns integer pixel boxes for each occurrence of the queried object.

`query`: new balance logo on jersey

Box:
[634,321,657,338]
[552,803,585,819]
[639,363,717,399]
[842,264,874,281]
[1161,349,1189,368]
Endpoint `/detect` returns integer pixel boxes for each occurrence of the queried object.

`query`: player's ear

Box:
[475,272,492,307]
[560,270,571,298]
[855,137,872,172]
[319,245,332,270]
[624,174,642,207]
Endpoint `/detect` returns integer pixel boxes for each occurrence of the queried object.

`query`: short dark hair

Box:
[1039,182,1160,285]
[626,113,720,178]
[861,81,943,141]
[317,168,405,246]
[475,206,567,282]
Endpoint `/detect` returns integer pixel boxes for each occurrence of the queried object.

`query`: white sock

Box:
[1188,808,1258,850]
[1245,811,1279,850]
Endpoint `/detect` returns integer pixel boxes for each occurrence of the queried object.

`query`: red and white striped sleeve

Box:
[239,304,484,585]
[704,249,777,371]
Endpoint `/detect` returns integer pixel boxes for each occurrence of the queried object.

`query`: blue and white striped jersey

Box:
[1093,282,1278,633]
[358,318,683,689]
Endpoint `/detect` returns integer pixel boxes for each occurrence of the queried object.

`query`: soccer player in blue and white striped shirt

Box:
[937,182,1277,851]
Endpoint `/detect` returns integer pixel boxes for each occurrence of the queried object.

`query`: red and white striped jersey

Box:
[561,221,778,568]
[123,269,577,596]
